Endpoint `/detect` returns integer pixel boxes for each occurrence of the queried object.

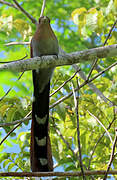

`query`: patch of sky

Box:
[3,84,11,92]
[0,128,20,153]
[66,20,78,32]
[100,60,104,64]
[0,51,6,58]
[5,38,17,43]
[84,89,93,95]
[51,22,64,34]
[82,154,89,158]
[60,87,68,96]
[94,35,101,46]
[4,6,9,10]
[2,84,18,93]
[3,143,20,153]
[71,137,75,150]
[86,64,91,68]
[51,19,77,33]
[17,32,22,38]
[16,119,31,134]
[53,157,64,172]
[1,118,30,153]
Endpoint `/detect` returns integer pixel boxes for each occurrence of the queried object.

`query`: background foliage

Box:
[0,0,117,179]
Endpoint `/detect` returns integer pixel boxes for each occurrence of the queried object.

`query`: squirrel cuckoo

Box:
[30,16,59,172]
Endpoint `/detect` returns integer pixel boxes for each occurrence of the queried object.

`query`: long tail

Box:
[30,70,53,172]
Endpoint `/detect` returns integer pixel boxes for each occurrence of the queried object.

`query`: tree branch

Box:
[104,19,117,45]
[50,69,80,97]
[12,0,37,25]
[40,0,46,17]
[50,61,117,109]
[0,0,37,24]
[52,117,78,161]
[88,107,117,170]
[0,112,31,146]
[72,80,86,180]
[0,0,17,8]
[103,128,117,180]
[0,44,117,72]
[87,110,113,145]
[73,64,114,107]
[86,19,117,81]
[5,42,30,46]
[1,171,117,177]
[0,116,31,127]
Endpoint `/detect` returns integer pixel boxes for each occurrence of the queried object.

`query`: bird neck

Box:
[34,23,56,41]
[34,23,51,39]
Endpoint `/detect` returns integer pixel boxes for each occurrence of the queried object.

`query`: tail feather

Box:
[30,70,53,172]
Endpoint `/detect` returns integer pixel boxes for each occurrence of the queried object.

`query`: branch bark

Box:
[0,44,117,72]
[1,170,117,177]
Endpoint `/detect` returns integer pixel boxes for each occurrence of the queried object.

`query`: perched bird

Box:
[30,16,59,172]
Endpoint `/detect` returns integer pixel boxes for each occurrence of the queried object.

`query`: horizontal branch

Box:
[0,170,117,177]
[0,44,117,72]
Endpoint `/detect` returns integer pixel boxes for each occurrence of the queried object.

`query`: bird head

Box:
[39,16,50,24]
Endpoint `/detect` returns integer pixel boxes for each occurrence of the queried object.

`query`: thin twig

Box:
[104,19,117,45]
[0,122,21,146]
[50,61,117,109]
[86,58,98,81]
[52,117,78,160]
[0,112,31,146]
[40,0,46,17]
[0,54,27,63]
[73,64,114,107]
[52,117,95,179]
[5,41,30,46]
[87,110,113,145]
[9,157,23,171]
[0,116,31,127]
[50,69,80,97]
[12,0,37,25]
[72,80,86,180]
[0,72,24,101]
[88,107,117,169]
[0,0,18,9]
[0,55,28,101]
[103,128,117,180]
[86,19,117,81]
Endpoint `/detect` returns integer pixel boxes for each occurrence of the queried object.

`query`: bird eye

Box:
[46,16,50,23]
[39,17,41,23]
[38,16,50,24]
[39,16,44,23]
[48,18,50,23]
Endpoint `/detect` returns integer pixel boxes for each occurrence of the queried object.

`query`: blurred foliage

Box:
[0,0,117,179]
